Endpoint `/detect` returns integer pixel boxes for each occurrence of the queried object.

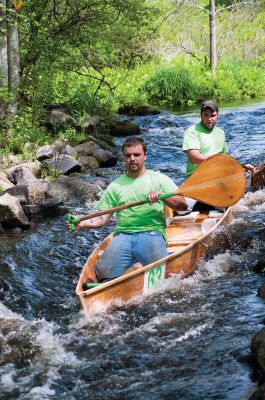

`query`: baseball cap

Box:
[201,100,218,113]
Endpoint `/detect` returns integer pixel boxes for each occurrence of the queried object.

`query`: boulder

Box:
[23,198,68,221]
[251,327,265,374]
[92,148,118,167]
[36,144,55,161]
[43,154,81,175]
[7,166,48,205]
[4,185,28,204]
[78,155,100,171]
[36,141,77,161]
[73,141,117,167]
[0,193,30,229]
[109,120,141,137]
[49,109,78,131]
[73,141,100,156]
[7,161,41,179]
[118,104,160,116]
[83,116,100,134]
[0,172,14,190]
[46,175,101,205]
[253,259,265,274]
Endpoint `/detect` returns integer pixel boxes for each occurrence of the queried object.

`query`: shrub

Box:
[141,66,198,105]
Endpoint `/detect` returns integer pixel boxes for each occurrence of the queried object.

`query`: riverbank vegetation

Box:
[0,0,265,158]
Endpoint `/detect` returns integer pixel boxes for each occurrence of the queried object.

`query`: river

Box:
[0,101,265,400]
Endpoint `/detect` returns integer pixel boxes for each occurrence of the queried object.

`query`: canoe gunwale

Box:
[76,207,232,299]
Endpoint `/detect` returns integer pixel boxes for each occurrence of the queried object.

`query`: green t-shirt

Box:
[182,122,228,176]
[96,170,178,241]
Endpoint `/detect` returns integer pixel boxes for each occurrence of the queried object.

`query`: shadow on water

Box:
[0,102,265,399]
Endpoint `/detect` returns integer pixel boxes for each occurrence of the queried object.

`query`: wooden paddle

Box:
[66,153,246,230]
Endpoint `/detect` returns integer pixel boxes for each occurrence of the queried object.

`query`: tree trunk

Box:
[0,0,8,85]
[6,0,20,116]
[209,0,217,78]
[0,1,8,119]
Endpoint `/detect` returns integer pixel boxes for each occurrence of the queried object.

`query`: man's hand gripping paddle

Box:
[66,154,247,231]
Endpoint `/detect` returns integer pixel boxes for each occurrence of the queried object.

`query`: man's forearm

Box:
[76,214,111,230]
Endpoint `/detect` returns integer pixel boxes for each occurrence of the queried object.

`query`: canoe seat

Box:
[201,218,217,234]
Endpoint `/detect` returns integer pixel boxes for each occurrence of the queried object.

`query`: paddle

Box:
[66,153,246,230]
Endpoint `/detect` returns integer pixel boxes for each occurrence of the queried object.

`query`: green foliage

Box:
[141,66,198,105]
[19,0,161,107]
[41,164,61,181]
[135,59,265,105]
[57,129,86,146]
[1,0,265,158]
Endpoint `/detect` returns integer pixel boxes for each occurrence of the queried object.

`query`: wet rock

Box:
[36,144,55,161]
[46,175,101,205]
[258,283,265,299]
[0,319,42,368]
[78,155,100,171]
[0,279,9,301]
[43,154,81,176]
[249,383,265,400]
[37,141,77,162]
[251,327,265,374]
[0,172,14,190]
[92,148,118,167]
[118,105,160,116]
[49,109,78,131]
[7,166,48,205]
[4,185,28,204]
[254,259,265,274]
[73,141,100,156]
[0,193,30,229]
[7,161,41,178]
[23,198,68,221]
[109,120,141,137]
[83,116,100,133]
[73,141,117,167]
[251,162,265,192]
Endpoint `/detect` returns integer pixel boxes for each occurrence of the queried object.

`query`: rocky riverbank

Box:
[0,104,160,232]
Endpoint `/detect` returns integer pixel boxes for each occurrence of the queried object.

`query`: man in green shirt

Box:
[182,100,228,177]
[71,136,188,281]
[182,100,255,212]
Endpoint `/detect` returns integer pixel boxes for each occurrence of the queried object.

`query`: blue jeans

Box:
[95,231,168,280]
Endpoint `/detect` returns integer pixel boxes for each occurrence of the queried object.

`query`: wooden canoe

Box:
[76,207,233,315]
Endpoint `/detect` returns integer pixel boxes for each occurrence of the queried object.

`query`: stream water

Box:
[0,101,265,400]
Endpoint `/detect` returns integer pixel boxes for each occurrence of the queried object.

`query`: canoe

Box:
[76,207,233,315]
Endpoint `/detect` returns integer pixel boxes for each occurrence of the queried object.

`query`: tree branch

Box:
[216,0,254,14]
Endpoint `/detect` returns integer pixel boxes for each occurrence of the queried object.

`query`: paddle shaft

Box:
[66,154,247,229]
[80,192,181,221]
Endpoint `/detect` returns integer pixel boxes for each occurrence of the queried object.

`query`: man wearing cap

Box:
[182,100,254,211]
[182,100,227,177]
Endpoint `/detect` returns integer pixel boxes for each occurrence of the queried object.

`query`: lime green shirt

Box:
[96,170,178,242]
[182,122,228,176]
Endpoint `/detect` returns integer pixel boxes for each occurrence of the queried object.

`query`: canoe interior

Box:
[76,207,233,315]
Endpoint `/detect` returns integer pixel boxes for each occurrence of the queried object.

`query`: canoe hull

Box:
[76,208,233,314]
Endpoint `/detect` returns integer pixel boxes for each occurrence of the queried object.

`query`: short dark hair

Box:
[122,136,147,154]
[201,100,218,113]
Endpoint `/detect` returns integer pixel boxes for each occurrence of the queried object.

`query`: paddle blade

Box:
[178,154,246,207]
